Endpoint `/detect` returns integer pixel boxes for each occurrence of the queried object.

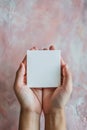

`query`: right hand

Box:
[43,45,72,114]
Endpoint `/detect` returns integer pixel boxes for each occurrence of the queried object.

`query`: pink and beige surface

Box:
[0,0,87,130]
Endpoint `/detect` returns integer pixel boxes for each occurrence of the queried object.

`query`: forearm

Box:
[45,108,66,130]
[19,109,40,130]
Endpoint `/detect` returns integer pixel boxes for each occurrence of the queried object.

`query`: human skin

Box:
[14,47,42,130]
[13,45,72,130]
[43,45,72,130]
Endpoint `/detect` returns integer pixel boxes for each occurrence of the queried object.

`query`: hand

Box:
[43,45,72,114]
[14,47,42,114]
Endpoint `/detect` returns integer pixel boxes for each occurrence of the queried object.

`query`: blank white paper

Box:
[27,50,61,88]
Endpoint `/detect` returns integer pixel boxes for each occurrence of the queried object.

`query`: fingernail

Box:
[30,47,36,50]
[43,48,48,50]
[49,45,55,50]
[33,46,36,49]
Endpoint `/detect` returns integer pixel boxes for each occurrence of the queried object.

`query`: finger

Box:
[22,55,26,65]
[49,45,55,50]
[43,48,48,50]
[61,57,66,67]
[22,55,27,74]
[60,58,66,85]
[62,65,72,92]
[15,63,25,87]
[61,65,66,86]
[30,46,38,50]
[24,75,27,84]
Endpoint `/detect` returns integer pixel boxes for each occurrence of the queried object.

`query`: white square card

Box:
[27,50,61,88]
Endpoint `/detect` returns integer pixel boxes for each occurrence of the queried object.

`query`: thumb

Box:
[15,63,25,87]
[62,65,72,92]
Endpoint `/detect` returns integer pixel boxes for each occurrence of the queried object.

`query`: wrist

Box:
[45,108,66,130]
[20,104,41,115]
[44,107,65,115]
[20,107,41,117]
[19,108,40,130]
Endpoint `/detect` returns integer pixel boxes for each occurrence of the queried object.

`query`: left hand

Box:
[13,47,42,114]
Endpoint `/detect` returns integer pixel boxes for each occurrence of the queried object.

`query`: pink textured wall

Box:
[0,0,87,130]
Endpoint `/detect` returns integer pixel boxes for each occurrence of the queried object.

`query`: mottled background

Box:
[0,0,87,130]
